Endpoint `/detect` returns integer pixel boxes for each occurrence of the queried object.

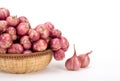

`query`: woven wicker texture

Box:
[0,49,53,74]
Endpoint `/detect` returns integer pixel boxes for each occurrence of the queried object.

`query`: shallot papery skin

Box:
[0,8,10,20]
[44,22,54,33]
[78,50,92,68]
[33,39,47,52]
[35,24,49,39]
[28,29,40,42]
[60,36,69,51]
[0,47,7,54]
[17,22,30,36]
[53,49,65,60]
[65,45,81,71]
[50,29,62,38]
[8,44,24,54]
[19,16,29,23]
[0,20,8,33]
[50,38,61,51]
[6,16,19,26]
[0,33,12,49]
[20,36,31,50]
[6,27,17,40]
[23,50,32,54]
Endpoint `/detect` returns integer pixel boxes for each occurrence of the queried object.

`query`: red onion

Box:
[65,44,81,71]
[33,39,47,52]
[20,36,31,50]
[35,24,49,39]
[28,29,40,42]
[78,50,92,68]
[23,50,32,54]
[0,33,12,49]
[50,29,61,38]
[54,49,65,60]
[6,27,17,40]
[19,16,29,23]
[0,8,10,20]
[0,20,8,33]
[44,22,54,33]
[0,47,7,54]
[60,36,69,51]
[50,38,61,51]
[17,22,30,35]
[8,43,24,54]
[6,16,19,26]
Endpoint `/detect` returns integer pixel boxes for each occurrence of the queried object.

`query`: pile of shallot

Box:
[0,7,69,60]
[65,44,92,71]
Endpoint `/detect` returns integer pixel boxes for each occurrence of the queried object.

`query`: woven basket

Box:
[0,49,53,74]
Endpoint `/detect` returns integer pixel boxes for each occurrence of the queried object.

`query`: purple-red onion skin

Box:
[65,45,81,71]
[19,16,29,23]
[33,39,47,52]
[78,55,90,68]
[8,44,24,54]
[54,49,65,60]
[23,50,32,54]
[50,38,61,51]
[78,51,92,68]
[6,16,19,26]
[35,24,49,39]
[20,36,31,50]
[7,27,16,34]
[44,22,54,33]
[0,20,8,33]
[0,47,7,54]
[6,27,17,40]
[17,22,30,36]
[65,57,80,71]
[50,29,61,38]
[0,8,10,20]
[60,36,69,51]
[0,33,12,49]
[28,29,40,42]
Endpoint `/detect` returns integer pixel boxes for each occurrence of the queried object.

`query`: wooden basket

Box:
[0,49,53,74]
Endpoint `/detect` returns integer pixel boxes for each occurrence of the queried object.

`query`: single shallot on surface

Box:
[65,44,81,71]
[78,50,92,68]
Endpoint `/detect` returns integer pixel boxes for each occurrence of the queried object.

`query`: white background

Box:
[0,0,120,81]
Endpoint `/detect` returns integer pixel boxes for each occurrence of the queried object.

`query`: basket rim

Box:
[0,49,53,58]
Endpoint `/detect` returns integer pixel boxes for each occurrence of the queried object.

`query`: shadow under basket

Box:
[0,49,53,74]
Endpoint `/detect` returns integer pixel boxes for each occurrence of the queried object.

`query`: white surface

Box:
[0,0,120,81]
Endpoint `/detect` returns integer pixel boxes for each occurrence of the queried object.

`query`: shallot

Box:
[28,29,40,42]
[0,33,12,49]
[20,36,31,50]
[19,16,29,23]
[44,22,54,33]
[6,27,17,40]
[17,22,30,35]
[54,49,65,60]
[0,47,7,54]
[6,16,19,26]
[78,50,92,68]
[50,38,61,51]
[0,8,10,20]
[8,43,24,54]
[60,36,69,51]
[50,29,61,38]
[33,39,47,52]
[0,20,8,33]
[65,45,81,71]
[35,24,49,39]
[23,50,32,54]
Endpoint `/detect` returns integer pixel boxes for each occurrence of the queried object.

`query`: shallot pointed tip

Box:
[86,50,93,56]
[73,44,77,56]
